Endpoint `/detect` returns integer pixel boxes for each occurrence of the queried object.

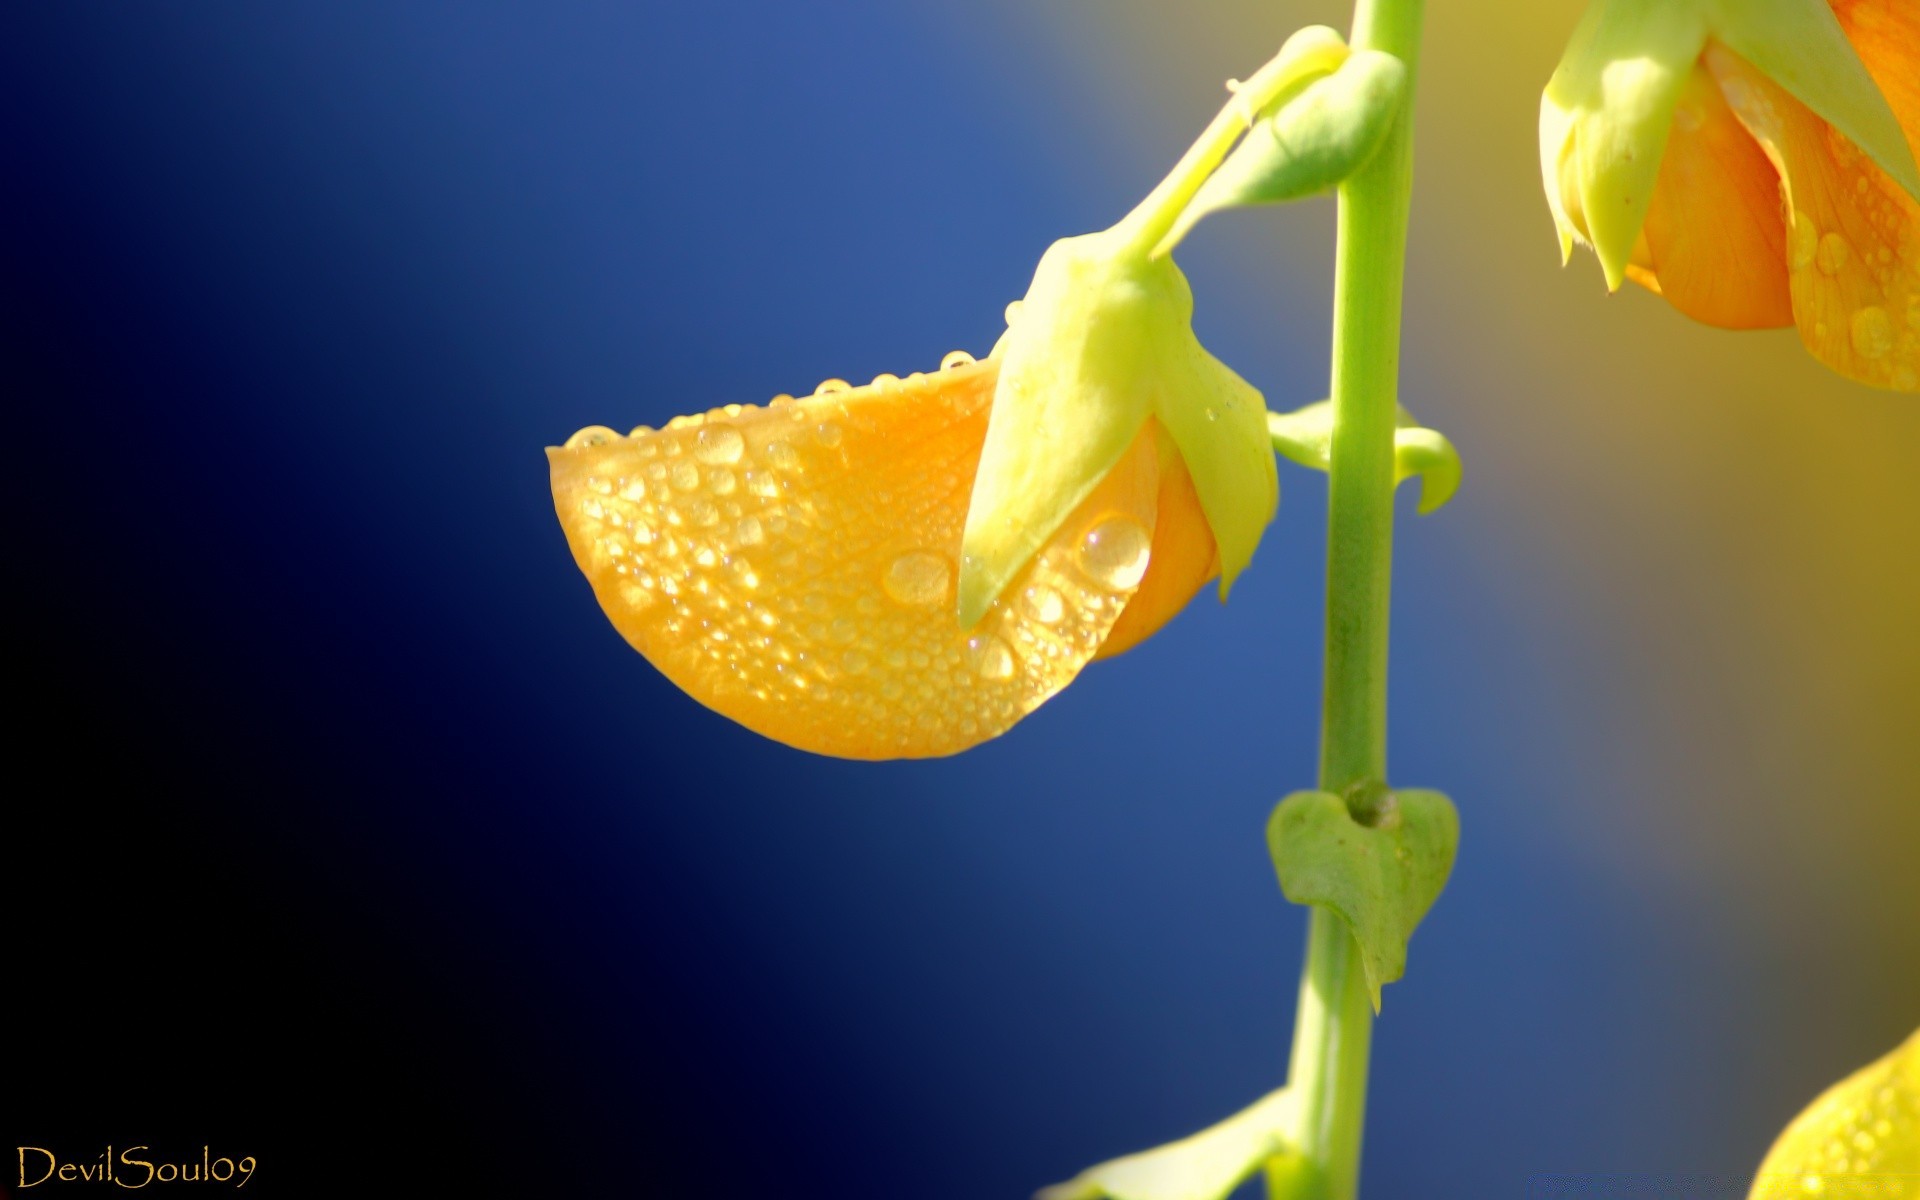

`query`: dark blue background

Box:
[5,4,1890,1198]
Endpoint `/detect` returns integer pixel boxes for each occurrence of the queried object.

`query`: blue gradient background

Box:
[6,3,1916,1198]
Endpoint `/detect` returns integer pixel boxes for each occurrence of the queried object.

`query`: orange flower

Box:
[547,352,1223,760]
[1541,0,1920,390]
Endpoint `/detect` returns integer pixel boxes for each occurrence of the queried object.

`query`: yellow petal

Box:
[1631,59,1794,329]
[1709,35,1920,390]
[1748,1026,1920,1199]
[548,358,1167,760]
[1096,425,1218,661]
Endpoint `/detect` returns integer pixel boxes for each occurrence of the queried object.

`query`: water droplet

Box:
[735,516,765,546]
[828,618,858,644]
[1004,299,1026,326]
[815,378,851,395]
[815,422,843,448]
[1788,213,1817,271]
[692,545,718,569]
[684,499,720,527]
[1816,232,1851,276]
[1077,516,1152,590]
[1851,306,1894,359]
[708,467,737,495]
[1023,584,1065,624]
[670,461,701,491]
[564,426,619,450]
[968,634,1016,681]
[695,423,745,465]
[618,582,654,611]
[628,424,656,439]
[883,551,952,606]
[941,349,975,371]
[729,557,760,589]
[841,649,869,675]
[618,479,646,502]
[766,441,801,471]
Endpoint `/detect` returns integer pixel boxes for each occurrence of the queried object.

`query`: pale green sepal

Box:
[1165,51,1407,249]
[1267,788,1460,1011]
[1705,0,1920,203]
[1266,402,1462,515]
[1541,0,1710,289]
[1154,340,1277,598]
[1036,1088,1305,1200]
[959,232,1158,627]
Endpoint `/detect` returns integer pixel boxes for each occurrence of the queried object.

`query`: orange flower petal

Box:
[1097,426,1218,661]
[549,358,1172,759]
[1708,30,1920,390]
[1632,59,1794,329]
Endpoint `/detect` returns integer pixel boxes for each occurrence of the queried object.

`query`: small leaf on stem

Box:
[1266,788,1459,1010]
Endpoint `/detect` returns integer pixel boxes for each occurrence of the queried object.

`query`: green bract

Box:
[1167,50,1408,249]
[958,229,1278,628]
[1541,0,1920,289]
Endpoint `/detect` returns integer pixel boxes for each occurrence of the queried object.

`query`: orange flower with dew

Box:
[549,228,1276,760]
[1541,0,1920,391]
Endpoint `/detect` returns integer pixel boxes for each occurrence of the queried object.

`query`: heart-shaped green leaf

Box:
[1266,788,1459,1010]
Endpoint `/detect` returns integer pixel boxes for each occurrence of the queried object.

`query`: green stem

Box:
[1274,1,1423,1198]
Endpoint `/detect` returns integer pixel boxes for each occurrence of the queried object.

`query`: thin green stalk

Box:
[1274,1,1424,1198]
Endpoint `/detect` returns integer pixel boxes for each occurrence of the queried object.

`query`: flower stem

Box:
[1273,1,1423,1198]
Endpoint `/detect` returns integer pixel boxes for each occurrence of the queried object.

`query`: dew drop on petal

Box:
[883,551,952,606]
[1022,584,1065,625]
[967,635,1016,681]
[670,460,701,491]
[1815,232,1851,277]
[1077,516,1152,590]
[766,441,801,471]
[941,350,975,371]
[1851,306,1894,359]
[695,423,745,465]
[565,425,620,450]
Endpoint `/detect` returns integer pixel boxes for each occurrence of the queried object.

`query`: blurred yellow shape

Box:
[549,355,1216,760]
[1748,1026,1920,1199]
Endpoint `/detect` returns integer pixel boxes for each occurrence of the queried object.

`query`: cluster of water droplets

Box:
[552,345,1156,755]
[1780,133,1920,390]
